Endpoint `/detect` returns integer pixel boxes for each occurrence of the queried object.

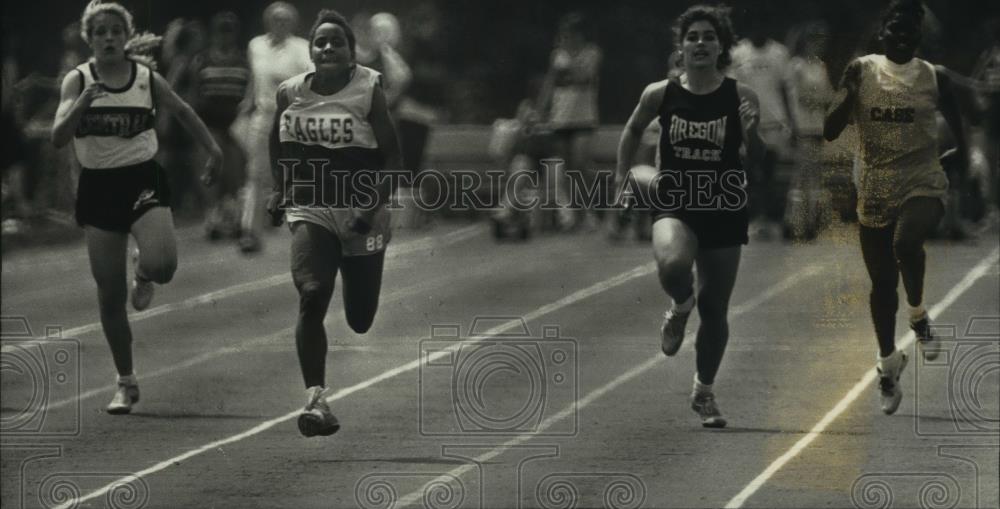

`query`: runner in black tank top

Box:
[614,5,764,428]
[655,76,749,248]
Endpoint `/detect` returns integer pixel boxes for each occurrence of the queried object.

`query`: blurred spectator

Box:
[3,26,83,235]
[239,1,312,253]
[188,11,250,241]
[539,12,602,231]
[972,19,1000,213]
[396,4,447,180]
[356,12,412,109]
[159,18,207,219]
[357,11,439,228]
[729,8,797,238]
[2,35,31,235]
[782,21,836,239]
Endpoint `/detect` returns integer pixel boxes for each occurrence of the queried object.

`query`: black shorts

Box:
[75,159,172,233]
[653,209,749,250]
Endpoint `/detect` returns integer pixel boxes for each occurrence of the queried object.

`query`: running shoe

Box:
[876,350,908,415]
[660,306,692,356]
[130,249,154,311]
[298,386,340,437]
[238,231,261,254]
[911,317,939,361]
[690,392,727,428]
[106,376,140,415]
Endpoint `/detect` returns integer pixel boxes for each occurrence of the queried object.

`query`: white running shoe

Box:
[660,307,692,357]
[106,376,140,414]
[130,249,154,311]
[876,350,908,415]
[297,386,340,437]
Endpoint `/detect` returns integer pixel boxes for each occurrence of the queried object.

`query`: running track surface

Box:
[2,220,997,509]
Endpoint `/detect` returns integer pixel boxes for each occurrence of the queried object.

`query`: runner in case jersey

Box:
[824,0,970,415]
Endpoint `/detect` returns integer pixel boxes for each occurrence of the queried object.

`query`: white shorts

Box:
[286,206,391,257]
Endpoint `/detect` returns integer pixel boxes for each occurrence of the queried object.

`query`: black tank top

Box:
[656,77,746,211]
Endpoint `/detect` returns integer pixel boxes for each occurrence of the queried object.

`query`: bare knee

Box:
[298,281,334,313]
[141,259,177,284]
[346,314,375,334]
[347,316,375,334]
[656,254,694,285]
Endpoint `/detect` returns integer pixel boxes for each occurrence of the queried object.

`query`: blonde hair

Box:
[80,0,135,44]
[80,1,162,69]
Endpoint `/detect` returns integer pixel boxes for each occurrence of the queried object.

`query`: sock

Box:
[909,305,927,323]
[117,374,137,385]
[672,293,695,314]
[877,348,900,363]
[692,373,713,396]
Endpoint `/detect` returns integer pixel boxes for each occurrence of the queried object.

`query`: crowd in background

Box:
[2,0,998,244]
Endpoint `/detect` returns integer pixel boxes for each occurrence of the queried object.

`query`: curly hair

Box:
[673,4,735,70]
[308,9,356,58]
[80,0,134,44]
[882,0,925,25]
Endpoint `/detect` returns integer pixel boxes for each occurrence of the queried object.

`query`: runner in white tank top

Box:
[824,0,969,415]
[51,0,222,415]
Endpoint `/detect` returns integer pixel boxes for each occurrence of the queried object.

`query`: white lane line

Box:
[1,226,206,274]
[1,225,481,352]
[53,261,660,509]
[724,247,999,509]
[40,257,492,412]
[394,263,823,508]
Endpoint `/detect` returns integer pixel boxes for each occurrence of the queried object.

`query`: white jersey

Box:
[277,66,381,152]
[278,65,392,254]
[277,65,384,210]
[729,39,792,128]
[853,54,947,227]
[248,34,312,114]
[72,60,158,169]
